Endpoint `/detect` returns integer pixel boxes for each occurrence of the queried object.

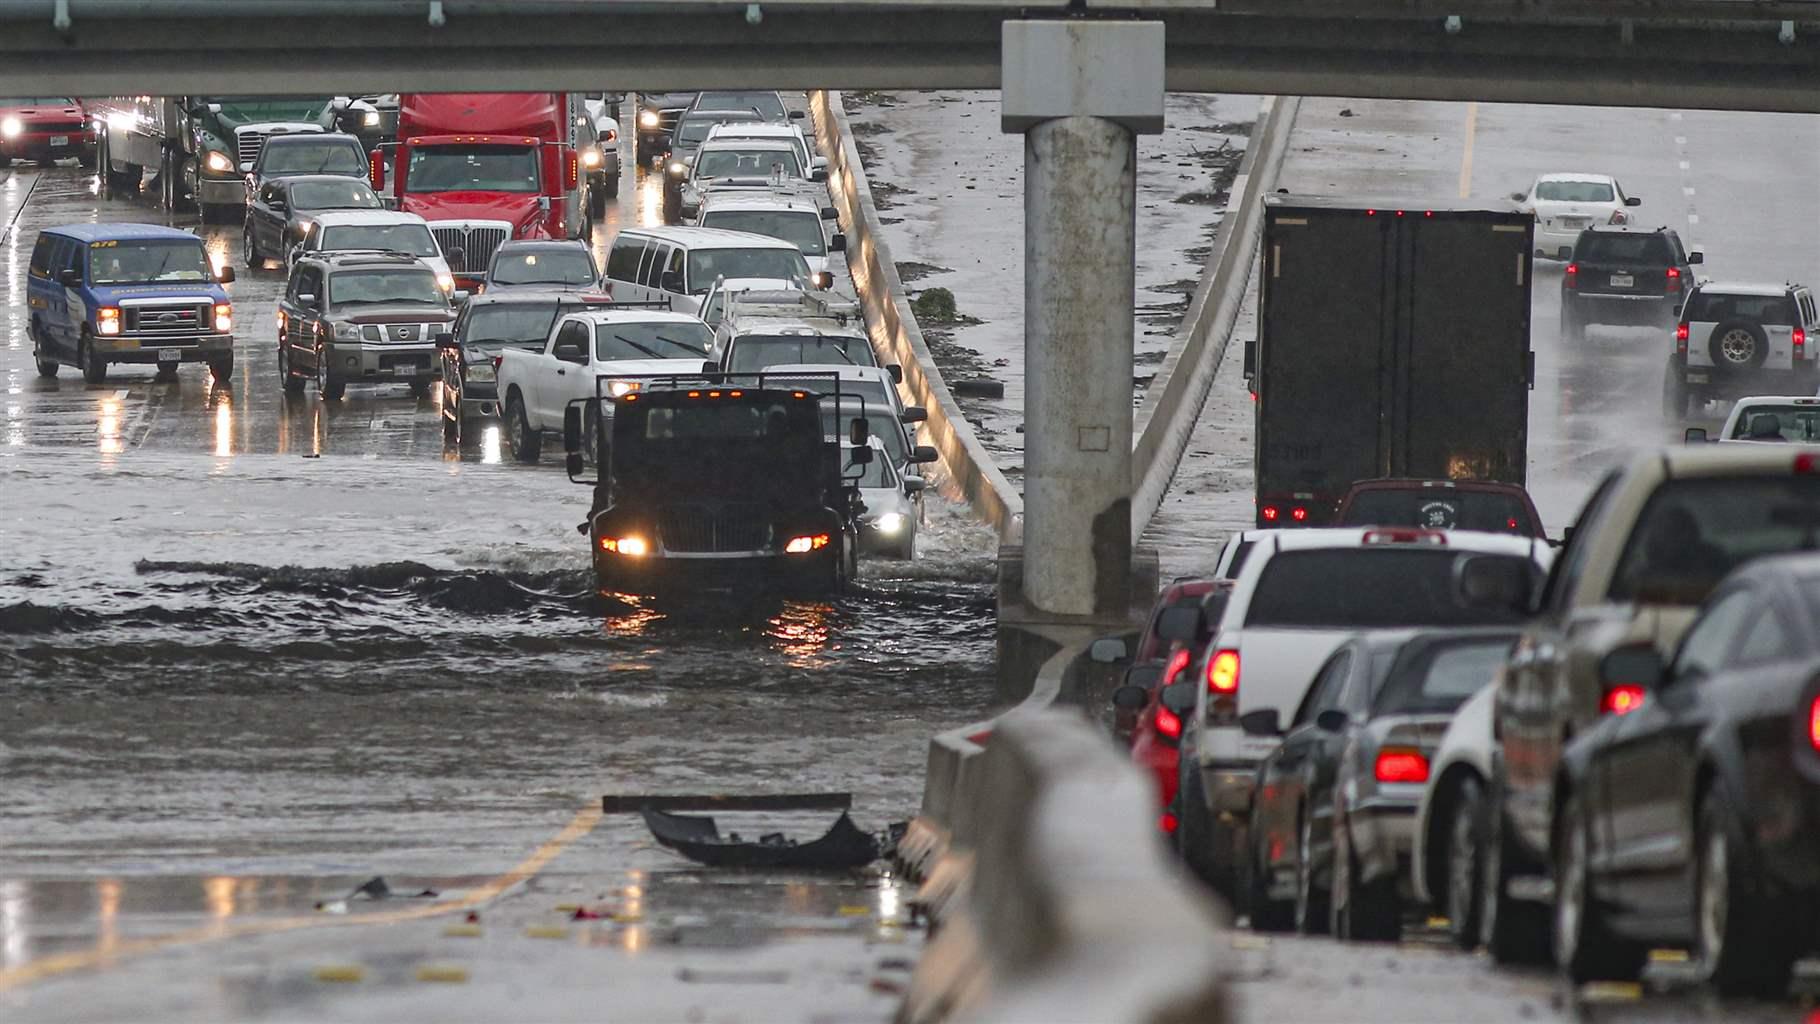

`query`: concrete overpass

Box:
[5,0,1820,112]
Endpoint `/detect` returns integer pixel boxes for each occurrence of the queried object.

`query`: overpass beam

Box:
[1005,20,1164,617]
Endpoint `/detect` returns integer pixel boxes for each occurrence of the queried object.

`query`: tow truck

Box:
[562,372,870,594]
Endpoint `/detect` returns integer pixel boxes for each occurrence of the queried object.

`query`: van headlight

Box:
[204,150,233,173]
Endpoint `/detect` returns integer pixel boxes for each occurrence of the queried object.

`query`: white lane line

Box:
[1458,101,1478,199]
[1675,136,1687,145]
[1671,112,1684,121]
[1679,160,1691,170]
[1684,187,1696,197]
[1688,214,1700,225]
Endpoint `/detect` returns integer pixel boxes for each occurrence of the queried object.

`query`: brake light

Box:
[1675,322,1689,352]
[1609,210,1628,225]
[1291,506,1308,522]
[1362,528,1447,546]
[1507,517,1520,530]
[1666,267,1682,292]
[1375,749,1430,784]
[1206,649,1239,695]
[1159,812,1179,835]
[1808,695,1820,753]
[1600,684,1647,716]
[1162,647,1191,687]
[1155,705,1183,741]
[1797,452,1819,474]
[1261,505,1279,522]
[1797,327,1807,355]
[1564,263,1578,288]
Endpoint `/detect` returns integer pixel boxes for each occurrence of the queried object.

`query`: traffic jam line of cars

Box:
[21,90,933,586]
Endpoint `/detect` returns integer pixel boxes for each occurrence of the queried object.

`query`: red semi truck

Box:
[370,93,590,288]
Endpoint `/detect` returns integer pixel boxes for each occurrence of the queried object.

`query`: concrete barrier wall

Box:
[1129,94,1302,542]
[810,90,1025,541]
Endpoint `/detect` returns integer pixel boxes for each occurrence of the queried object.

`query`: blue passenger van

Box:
[26,223,236,384]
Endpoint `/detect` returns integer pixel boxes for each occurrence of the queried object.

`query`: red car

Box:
[1334,477,1545,539]
[0,97,96,168]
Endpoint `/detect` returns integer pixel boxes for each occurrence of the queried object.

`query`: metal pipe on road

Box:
[1021,115,1139,616]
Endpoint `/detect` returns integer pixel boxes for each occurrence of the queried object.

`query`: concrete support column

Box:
[1021,116,1137,615]
[1003,20,1164,617]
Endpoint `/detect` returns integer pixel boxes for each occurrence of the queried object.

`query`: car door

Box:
[1273,649,1355,871]
[256,181,286,253]
[545,319,593,423]
[1602,587,1755,911]
[291,267,326,374]
[54,239,85,356]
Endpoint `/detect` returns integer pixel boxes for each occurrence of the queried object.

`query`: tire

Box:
[1241,803,1294,932]
[1174,756,1217,887]
[1708,320,1769,374]
[1695,794,1797,998]
[1332,817,1401,942]
[317,353,346,401]
[279,343,304,394]
[243,225,262,270]
[1293,809,1331,935]
[1443,776,1487,951]
[79,335,106,385]
[1554,791,1647,984]
[603,166,620,198]
[1480,782,1553,965]
[35,357,58,378]
[505,390,542,464]
[207,353,233,386]
[588,182,608,218]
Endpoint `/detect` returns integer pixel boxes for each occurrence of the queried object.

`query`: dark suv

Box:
[1560,226,1702,343]
[277,251,454,399]
[436,289,599,445]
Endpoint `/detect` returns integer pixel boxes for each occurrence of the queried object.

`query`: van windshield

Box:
[88,240,213,285]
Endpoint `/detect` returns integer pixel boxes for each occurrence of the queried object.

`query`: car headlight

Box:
[875,512,906,535]
[213,303,233,333]
[333,321,362,340]
[608,380,640,398]
[363,110,381,127]
[0,116,21,139]
[204,150,233,172]
[465,362,496,383]
[582,148,602,169]
[638,110,661,129]
[436,272,454,293]
[665,160,687,178]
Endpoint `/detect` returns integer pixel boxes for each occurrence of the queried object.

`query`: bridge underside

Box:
[5,1,1820,111]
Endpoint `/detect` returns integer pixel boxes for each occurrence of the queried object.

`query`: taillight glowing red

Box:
[1162,647,1191,687]
[1808,696,1820,753]
[1159,812,1179,835]
[1600,684,1647,716]
[1291,506,1308,522]
[1676,323,1689,342]
[1374,749,1429,784]
[1261,505,1279,522]
[1796,328,1807,352]
[1207,649,1240,695]
[1666,267,1682,292]
[1155,706,1183,740]
[1564,263,1578,288]
[1506,517,1520,530]
[1799,453,1820,475]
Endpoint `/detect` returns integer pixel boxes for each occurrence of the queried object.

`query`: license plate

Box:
[393,365,416,375]
[1561,217,1588,228]
[156,348,180,363]
[1687,372,1709,383]
[49,136,68,147]
[1610,274,1633,288]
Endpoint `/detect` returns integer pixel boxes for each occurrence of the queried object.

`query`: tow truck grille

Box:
[432,227,509,273]
[658,505,771,553]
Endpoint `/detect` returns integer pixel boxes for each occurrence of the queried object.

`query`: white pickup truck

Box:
[495,306,717,464]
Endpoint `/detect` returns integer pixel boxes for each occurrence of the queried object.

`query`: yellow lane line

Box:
[1459,101,1479,199]
[0,804,604,994]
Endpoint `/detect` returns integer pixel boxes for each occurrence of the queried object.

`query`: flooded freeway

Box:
[0,155,996,1020]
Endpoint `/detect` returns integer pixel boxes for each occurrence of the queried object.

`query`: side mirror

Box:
[1315,709,1349,733]
[829,233,847,252]
[810,167,828,183]
[1625,196,1642,207]
[1689,251,1704,265]
[1238,708,1282,737]
[297,292,318,307]
[821,206,839,220]
[451,290,470,304]
[553,341,587,365]
[1684,427,1709,445]
[848,416,870,446]
[661,271,684,292]
[701,360,720,375]
[886,363,903,384]
[910,445,937,464]
[1155,606,1204,645]
[1508,191,1527,203]
[1111,684,1150,712]
[434,332,457,349]
[206,103,222,115]
[1599,643,1664,689]
[58,268,81,287]
[268,198,287,212]
[1089,636,1129,665]
[563,404,584,454]
[1160,681,1197,716]
[239,161,253,174]
[1454,553,1535,614]
[812,271,834,290]
[215,264,235,284]
[904,477,926,494]
[789,110,806,120]
[850,444,874,466]
[900,406,927,424]
[566,452,586,477]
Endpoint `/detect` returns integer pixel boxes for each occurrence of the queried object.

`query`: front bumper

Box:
[94,334,232,363]
[2,131,96,161]
[593,547,838,593]
[454,380,501,418]
[323,341,436,382]
[197,175,243,206]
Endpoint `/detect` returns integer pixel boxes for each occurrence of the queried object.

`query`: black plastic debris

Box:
[642,809,882,870]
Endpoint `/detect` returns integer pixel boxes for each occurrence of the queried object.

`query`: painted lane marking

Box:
[0,804,604,993]
[1458,101,1479,199]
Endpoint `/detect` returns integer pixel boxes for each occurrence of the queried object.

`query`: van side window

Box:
[641,244,672,289]
[59,240,83,279]
[606,238,644,283]
[665,247,686,291]
[29,235,53,277]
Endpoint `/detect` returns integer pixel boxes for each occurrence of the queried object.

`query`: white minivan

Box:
[601,227,821,315]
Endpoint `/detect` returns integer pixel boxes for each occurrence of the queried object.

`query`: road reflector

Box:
[1649,948,1689,963]
[417,965,470,983]
[1426,916,1450,929]
[524,926,570,939]
[838,905,871,917]
[1580,981,1643,1002]
[313,965,365,983]
[443,924,483,938]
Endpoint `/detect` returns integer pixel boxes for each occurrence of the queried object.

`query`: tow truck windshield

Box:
[87,240,213,285]
[320,223,439,257]
[595,322,713,360]
[406,144,540,193]
[699,210,825,255]
[328,269,445,307]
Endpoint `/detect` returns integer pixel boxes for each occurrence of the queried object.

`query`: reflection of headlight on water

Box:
[874,512,905,535]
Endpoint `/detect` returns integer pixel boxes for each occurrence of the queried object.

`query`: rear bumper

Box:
[1564,291,1679,325]
[1199,763,1259,815]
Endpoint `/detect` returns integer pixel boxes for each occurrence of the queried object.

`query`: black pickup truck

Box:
[563,373,871,593]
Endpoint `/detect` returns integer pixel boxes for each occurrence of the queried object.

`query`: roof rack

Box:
[724,287,860,326]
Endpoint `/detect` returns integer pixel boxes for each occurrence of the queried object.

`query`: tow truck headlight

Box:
[204,150,233,173]
[602,535,649,557]
[436,271,454,293]
[638,110,661,129]
[875,513,905,535]
[785,533,832,554]
[0,116,21,139]
[96,306,121,335]
[608,380,641,399]
[213,303,232,333]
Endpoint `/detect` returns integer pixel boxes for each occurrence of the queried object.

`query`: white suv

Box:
[1666,281,1820,417]
[1174,527,1549,892]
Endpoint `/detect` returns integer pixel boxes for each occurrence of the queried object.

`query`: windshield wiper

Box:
[610,334,665,359]
[653,335,704,356]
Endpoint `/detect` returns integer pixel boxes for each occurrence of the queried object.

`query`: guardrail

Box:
[810,90,1024,540]
[1129,94,1301,542]
[896,644,1229,1024]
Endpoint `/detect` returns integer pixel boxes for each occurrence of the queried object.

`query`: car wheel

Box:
[1294,809,1331,935]
[603,167,620,198]
[317,353,346,401]
[78,335,106,385]
[1240,802,1292,932]
[1695,793,1797,997]
[243,225,261,270]
[505,389,542,464]
[1708,320,1769,373]
[1332,816,1401,942]
[1444,776,1487,950]
[279,344,304,395]
[35,356,58,378]
[207,353,233,387]
[1554,791,1647,984]
[1480,779,1553,965]
[1174,756,1217,887]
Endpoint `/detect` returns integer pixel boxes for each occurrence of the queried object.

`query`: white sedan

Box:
[1509,173,1640,260]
